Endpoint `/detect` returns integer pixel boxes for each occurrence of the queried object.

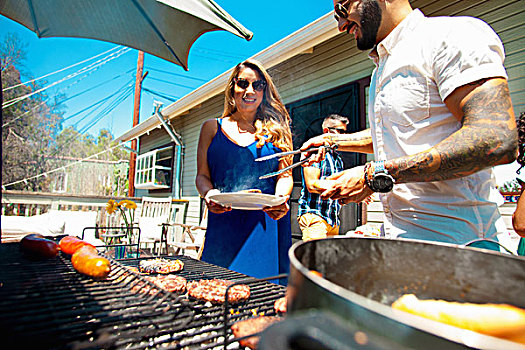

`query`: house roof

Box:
[115,11,338,143]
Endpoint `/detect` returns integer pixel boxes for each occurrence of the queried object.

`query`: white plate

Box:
[208,192,286,210]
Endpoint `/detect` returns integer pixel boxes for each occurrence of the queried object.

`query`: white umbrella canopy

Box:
[0,0,253,70]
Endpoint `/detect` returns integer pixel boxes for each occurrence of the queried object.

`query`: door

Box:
[286,79,369,239]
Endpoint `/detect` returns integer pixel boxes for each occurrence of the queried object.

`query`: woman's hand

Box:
[204,189,231,214]
[263,195,290,220]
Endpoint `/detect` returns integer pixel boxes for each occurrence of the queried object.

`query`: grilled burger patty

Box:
[131,274,187,295]
[187,279,250,304]
[146,274,187,293]
[273,296,287,314]
[231,316,282,349]
[139,258,184,274]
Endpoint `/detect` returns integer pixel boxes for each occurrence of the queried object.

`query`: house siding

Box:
[135,0,524,228]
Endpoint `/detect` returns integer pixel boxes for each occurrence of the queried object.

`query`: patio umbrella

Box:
[0,0,253,70]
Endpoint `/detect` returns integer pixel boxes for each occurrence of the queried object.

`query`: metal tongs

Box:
[256,144,338,179]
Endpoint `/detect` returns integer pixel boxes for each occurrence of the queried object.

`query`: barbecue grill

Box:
[0,241,286,349]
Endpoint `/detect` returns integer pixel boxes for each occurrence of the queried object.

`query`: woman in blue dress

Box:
[195,59,293,284]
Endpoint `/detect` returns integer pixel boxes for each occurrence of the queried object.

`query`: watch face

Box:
[372,173,394,193]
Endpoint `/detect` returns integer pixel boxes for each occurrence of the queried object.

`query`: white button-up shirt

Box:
[368,9,508,244]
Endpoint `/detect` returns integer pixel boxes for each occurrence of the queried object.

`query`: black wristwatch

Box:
[365,161,395,193]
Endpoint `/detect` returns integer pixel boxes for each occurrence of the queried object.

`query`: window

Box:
[52,171,68,193]
[134,146,173,190]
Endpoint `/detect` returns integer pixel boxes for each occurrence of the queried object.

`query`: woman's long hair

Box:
[222,59,292,155]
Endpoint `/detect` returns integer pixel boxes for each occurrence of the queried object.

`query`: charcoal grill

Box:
[0,241,286,349]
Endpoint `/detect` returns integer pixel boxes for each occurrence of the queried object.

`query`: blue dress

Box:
[201,118,291,284]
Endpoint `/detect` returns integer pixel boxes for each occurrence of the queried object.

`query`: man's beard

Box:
[356,0,382,50]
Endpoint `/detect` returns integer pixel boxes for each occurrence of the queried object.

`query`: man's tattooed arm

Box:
[387,78,518,183]
[328,128,374,154]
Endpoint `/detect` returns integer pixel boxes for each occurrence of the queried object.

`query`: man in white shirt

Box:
[302,0,517,249]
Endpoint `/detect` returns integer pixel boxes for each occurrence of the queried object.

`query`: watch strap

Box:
[367,160,395,192]
[374,160,386,174]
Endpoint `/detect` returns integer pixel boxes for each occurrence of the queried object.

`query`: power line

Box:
[192,52,240,64]
[142,87,179,102]
[4,67,135,128]
[193,47,246,60]
[3,47,128,107]
[144,67,207,82]
[62,78,134,122]
[146,76,198,90]
[47,81,134,157]
[2,47,131,109]
[58,68,135,104]
[65,83,133,131]
[78,86,134,134]
[2,46,121,92]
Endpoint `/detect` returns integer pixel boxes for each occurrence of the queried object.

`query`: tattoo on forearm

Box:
[333,129,372,146]
[389,80,517,183]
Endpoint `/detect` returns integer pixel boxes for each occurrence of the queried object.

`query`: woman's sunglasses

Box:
[234,78,267,92]
[334,0,351,21]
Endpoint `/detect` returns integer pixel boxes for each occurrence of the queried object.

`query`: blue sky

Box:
[1,1,333,139]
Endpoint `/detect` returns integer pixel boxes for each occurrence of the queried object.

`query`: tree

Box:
[0,32,26,73]
[2,33,129,194]
[2,32,64,191]
[97,129,128,161]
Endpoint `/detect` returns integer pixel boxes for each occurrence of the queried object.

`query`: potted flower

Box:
[105,199,137,258]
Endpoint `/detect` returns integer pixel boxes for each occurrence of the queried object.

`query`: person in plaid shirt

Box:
[298,114,348,241]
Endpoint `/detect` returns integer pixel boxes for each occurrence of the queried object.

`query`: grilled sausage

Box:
[392,294,525,342]
[20,233,59,259]
[59,235,94,255]
[71,245,111,279]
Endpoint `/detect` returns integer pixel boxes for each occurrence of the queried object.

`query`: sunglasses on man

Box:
[334,0,351,21]
[327,127,346,133]
[234,78,267,92]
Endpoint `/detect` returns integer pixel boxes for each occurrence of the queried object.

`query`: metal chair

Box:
[137,196,173,255]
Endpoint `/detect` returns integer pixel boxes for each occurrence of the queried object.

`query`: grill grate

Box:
[0,243,286,349]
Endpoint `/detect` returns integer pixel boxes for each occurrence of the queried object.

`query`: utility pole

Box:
[128,51,145,197]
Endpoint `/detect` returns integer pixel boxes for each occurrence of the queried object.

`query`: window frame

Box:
[134,145,174,191]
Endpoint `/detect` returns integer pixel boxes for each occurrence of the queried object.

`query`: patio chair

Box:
[137,196,173,256]
[168,208,207,259]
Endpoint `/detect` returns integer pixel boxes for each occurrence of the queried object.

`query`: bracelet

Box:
[374,160,385,173]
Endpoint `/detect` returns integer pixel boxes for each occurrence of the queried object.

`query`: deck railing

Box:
[1,190,189,228]
[1,190,141,226]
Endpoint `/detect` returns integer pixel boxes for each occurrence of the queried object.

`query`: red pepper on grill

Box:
[20,233,60,259]
[59,235,94,255]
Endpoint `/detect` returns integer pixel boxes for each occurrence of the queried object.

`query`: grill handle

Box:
[259,310,405,350]
[222,273,289,349]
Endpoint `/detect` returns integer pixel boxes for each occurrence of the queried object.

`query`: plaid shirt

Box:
[298,150,344,226]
